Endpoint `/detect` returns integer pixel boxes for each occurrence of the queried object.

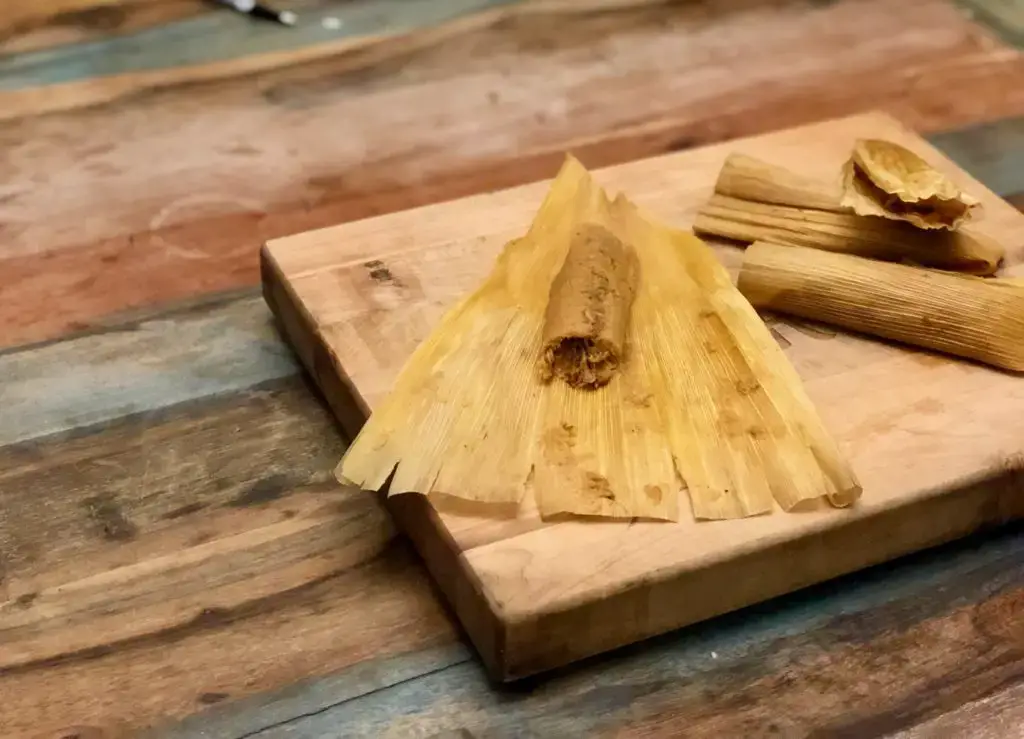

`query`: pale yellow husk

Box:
[840,139,981,230]
[338,156,861,520]
[738,241,1024,372]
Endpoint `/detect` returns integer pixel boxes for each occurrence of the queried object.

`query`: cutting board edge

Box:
[261,243,510,677]
[487,463,1024,680]
[261,244,370,438]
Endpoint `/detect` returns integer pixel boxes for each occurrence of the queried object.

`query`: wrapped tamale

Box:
[738,241,1024,372]
[714,153,845,212]
[695,153,1002,275]
[539,224,639,389]
[696,193,1002,274]
[841,139,981,230]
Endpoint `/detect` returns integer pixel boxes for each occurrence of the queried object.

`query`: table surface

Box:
[2,1,1024,737]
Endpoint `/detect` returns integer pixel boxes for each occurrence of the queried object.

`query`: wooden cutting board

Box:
[261,111,1024,681]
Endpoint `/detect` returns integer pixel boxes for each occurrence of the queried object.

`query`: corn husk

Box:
[695,193,1002,274]
[738,241,1024,372]
[339,156,861,520]
[611,195,861,517]
[840,139,981,230]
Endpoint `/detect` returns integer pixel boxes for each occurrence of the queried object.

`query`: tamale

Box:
[539,224,639,389]
[714,153,845,212]
[338,156,679,520]
[841,139,980,230]
[738,241,1024,372]
[695,193,1002,274]
[339,156,861,521]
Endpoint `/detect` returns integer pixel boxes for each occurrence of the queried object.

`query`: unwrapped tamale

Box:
[539,224,639,389]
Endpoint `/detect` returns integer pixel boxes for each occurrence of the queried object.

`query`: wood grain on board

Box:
[262,111,1024,680]
[2,0,1024,349]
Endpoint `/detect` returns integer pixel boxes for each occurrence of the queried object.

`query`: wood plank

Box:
[0,371,458,737]
[3,0,1023,348]
[0,0,600,113]
[888,681,1024,739]
[960,0,1024,46]
[930,116,1024,198]
[0,0,205,57]
[155,523,1024,737]
[0,292,296,445]
[0,289,462,737]
[264,111,1024,680]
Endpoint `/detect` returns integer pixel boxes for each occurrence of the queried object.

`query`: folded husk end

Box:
[841,139,980,230]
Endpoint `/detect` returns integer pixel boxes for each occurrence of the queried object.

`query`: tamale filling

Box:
[539,224,639,389]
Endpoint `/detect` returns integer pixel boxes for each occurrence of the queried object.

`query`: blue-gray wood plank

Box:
[0,0,524,89]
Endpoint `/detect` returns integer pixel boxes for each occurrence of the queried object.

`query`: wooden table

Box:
[2,1,1024,736]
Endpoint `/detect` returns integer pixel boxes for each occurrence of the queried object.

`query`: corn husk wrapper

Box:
[338,156,861,520]
[695,154,1002,275]
[840,139,981,230]
[738,241,1024,372]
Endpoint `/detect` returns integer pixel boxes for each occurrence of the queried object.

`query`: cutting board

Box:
[261,112,1024,681]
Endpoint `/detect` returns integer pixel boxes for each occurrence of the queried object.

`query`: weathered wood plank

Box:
[0,0,650,116]
[0,0,206,57]
[889,681,1024,739]
[0,292,296,445]
[0,0,522,92]
[2,0,1022,348]
[0,373,458,737]
[157,524,1024,737]
[150,644,471,739]
[959,0,1024,46]
[930,116,1024,199]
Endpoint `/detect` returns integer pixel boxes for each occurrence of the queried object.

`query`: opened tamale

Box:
[539,224,639,389]
[695,153,1003,275]
[738,241,1024,372]
[841,139,981,230]
[338,156,861,521]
